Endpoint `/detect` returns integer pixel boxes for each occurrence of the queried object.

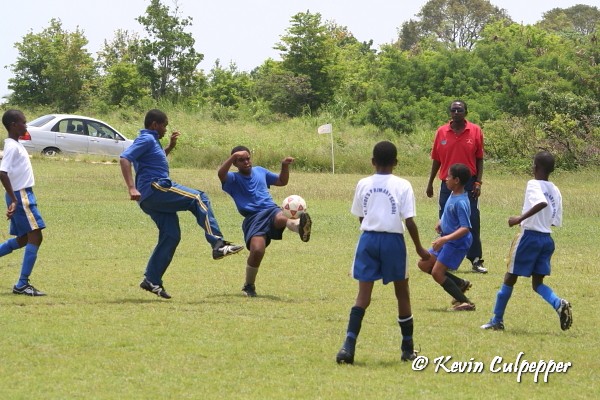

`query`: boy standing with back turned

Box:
[481,151,572,331]
[336,141,430,365]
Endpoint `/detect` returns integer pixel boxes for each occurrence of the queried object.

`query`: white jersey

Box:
[0,138,35,191]
[520,179,562,233]
[351,173,416,233]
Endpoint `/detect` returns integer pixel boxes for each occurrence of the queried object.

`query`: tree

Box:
[204,61,252,108]
[410,0,512,49]
[136,0,203,99]
[97,29,143,73]
[253,60,313,116]
[8,18,95,111]
[539,4,600,35]
[275,11,339,112]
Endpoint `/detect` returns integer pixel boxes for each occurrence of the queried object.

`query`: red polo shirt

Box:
[431,120,484,180]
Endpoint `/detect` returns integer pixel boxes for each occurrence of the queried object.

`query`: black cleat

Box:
[212,240,244,260]
[140,278,171,299]
[298,213,312,242]
[242,283,257,297]
[336,347,354,364]
[12,284,46,296]
[556,299,572,331]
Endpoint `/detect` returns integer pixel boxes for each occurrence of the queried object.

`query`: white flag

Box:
[317,123,332,134]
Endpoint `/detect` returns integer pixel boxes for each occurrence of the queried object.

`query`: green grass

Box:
[0,158,598,399]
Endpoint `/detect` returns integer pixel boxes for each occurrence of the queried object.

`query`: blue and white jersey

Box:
[351,173,416,233]
[520,179,562,233]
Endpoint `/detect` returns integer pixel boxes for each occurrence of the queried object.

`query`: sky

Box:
[0,0,595,99]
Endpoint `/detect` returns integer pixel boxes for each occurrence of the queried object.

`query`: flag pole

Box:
[317,123,334,174]
[330,130,335,174]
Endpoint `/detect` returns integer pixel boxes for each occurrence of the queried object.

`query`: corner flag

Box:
[317,123,332,134]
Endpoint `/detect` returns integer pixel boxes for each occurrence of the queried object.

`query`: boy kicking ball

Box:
[417,163,476,311]
[481,151,572,331]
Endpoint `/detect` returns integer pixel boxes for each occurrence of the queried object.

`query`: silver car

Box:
[20,114,133,157]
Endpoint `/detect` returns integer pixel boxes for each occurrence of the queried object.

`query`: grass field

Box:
[0,158,598,399]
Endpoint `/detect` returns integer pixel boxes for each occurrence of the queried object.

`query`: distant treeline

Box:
[4,1,600,169]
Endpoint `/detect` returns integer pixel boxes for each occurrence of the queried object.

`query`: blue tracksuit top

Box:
[120,129,168,202]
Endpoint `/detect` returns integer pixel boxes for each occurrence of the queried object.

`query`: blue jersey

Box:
[120,129,168,202]
[440,192,471,235]
[222,166,279,217]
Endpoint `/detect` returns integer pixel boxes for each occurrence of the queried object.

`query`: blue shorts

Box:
[242,207,284,249]
[352,231,408,284]
[429,232,472,270]
[507,230,554,277]
[6,188,46,237]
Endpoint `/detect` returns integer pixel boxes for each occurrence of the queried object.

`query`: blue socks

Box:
[535,283,561,310]
[17,243,39,288]
[344,306,365,352]
[492,284,513,324]
[0,238,19,257]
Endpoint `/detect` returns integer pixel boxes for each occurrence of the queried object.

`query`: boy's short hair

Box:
[449,163,471,185]
[231,145,250,155]
[534,151,555,173]
[144,109,167,129]
[372,141,397,167]
[2,109,23,130]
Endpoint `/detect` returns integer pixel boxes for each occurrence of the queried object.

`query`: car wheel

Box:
[42,147,61,156]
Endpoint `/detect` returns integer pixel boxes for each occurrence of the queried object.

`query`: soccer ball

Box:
[281,195,307,219]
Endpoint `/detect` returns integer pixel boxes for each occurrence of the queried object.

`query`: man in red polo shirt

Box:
[426,100,487,274]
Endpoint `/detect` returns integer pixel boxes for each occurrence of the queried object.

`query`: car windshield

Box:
[28,115,56,127]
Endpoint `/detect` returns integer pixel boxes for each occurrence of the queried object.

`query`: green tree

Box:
[8,18,95,111]
[410,0,512,49]
[253,60,313,116]
[275,11,339,112]
[136,0,203,99]
[205,61,252,108]
[539,4,600,35]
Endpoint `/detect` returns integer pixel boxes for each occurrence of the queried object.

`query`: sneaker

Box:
[480,320,505,330]
[298,213,312,242]
[401,340,418,361]
[242,283,257,297]
[556,299,573,331]
[140,278,171,299]
[12,284,46,296]
[212,240,244,260]
[336,347,354,364]
[451,279,472,305]
[449,302,476,311]
[471,258,488,274]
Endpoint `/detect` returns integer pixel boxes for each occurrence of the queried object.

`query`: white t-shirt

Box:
[520,179,562,233]
[351,173,416,233]
[0,138,35,191]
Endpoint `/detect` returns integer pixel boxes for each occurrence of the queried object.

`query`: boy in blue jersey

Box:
[218,145,312,297]
[0,110,46,296]
[481,151,572,331]
[120,109,243,299]
[336,141,430,365]
[418,163,476,311]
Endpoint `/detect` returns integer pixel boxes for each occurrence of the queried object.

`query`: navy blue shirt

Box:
[120,129,168,202]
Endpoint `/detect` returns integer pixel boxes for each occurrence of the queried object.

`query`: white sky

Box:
[0,0,595,98]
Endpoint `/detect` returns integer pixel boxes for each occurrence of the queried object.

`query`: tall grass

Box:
[0,158,597,399]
